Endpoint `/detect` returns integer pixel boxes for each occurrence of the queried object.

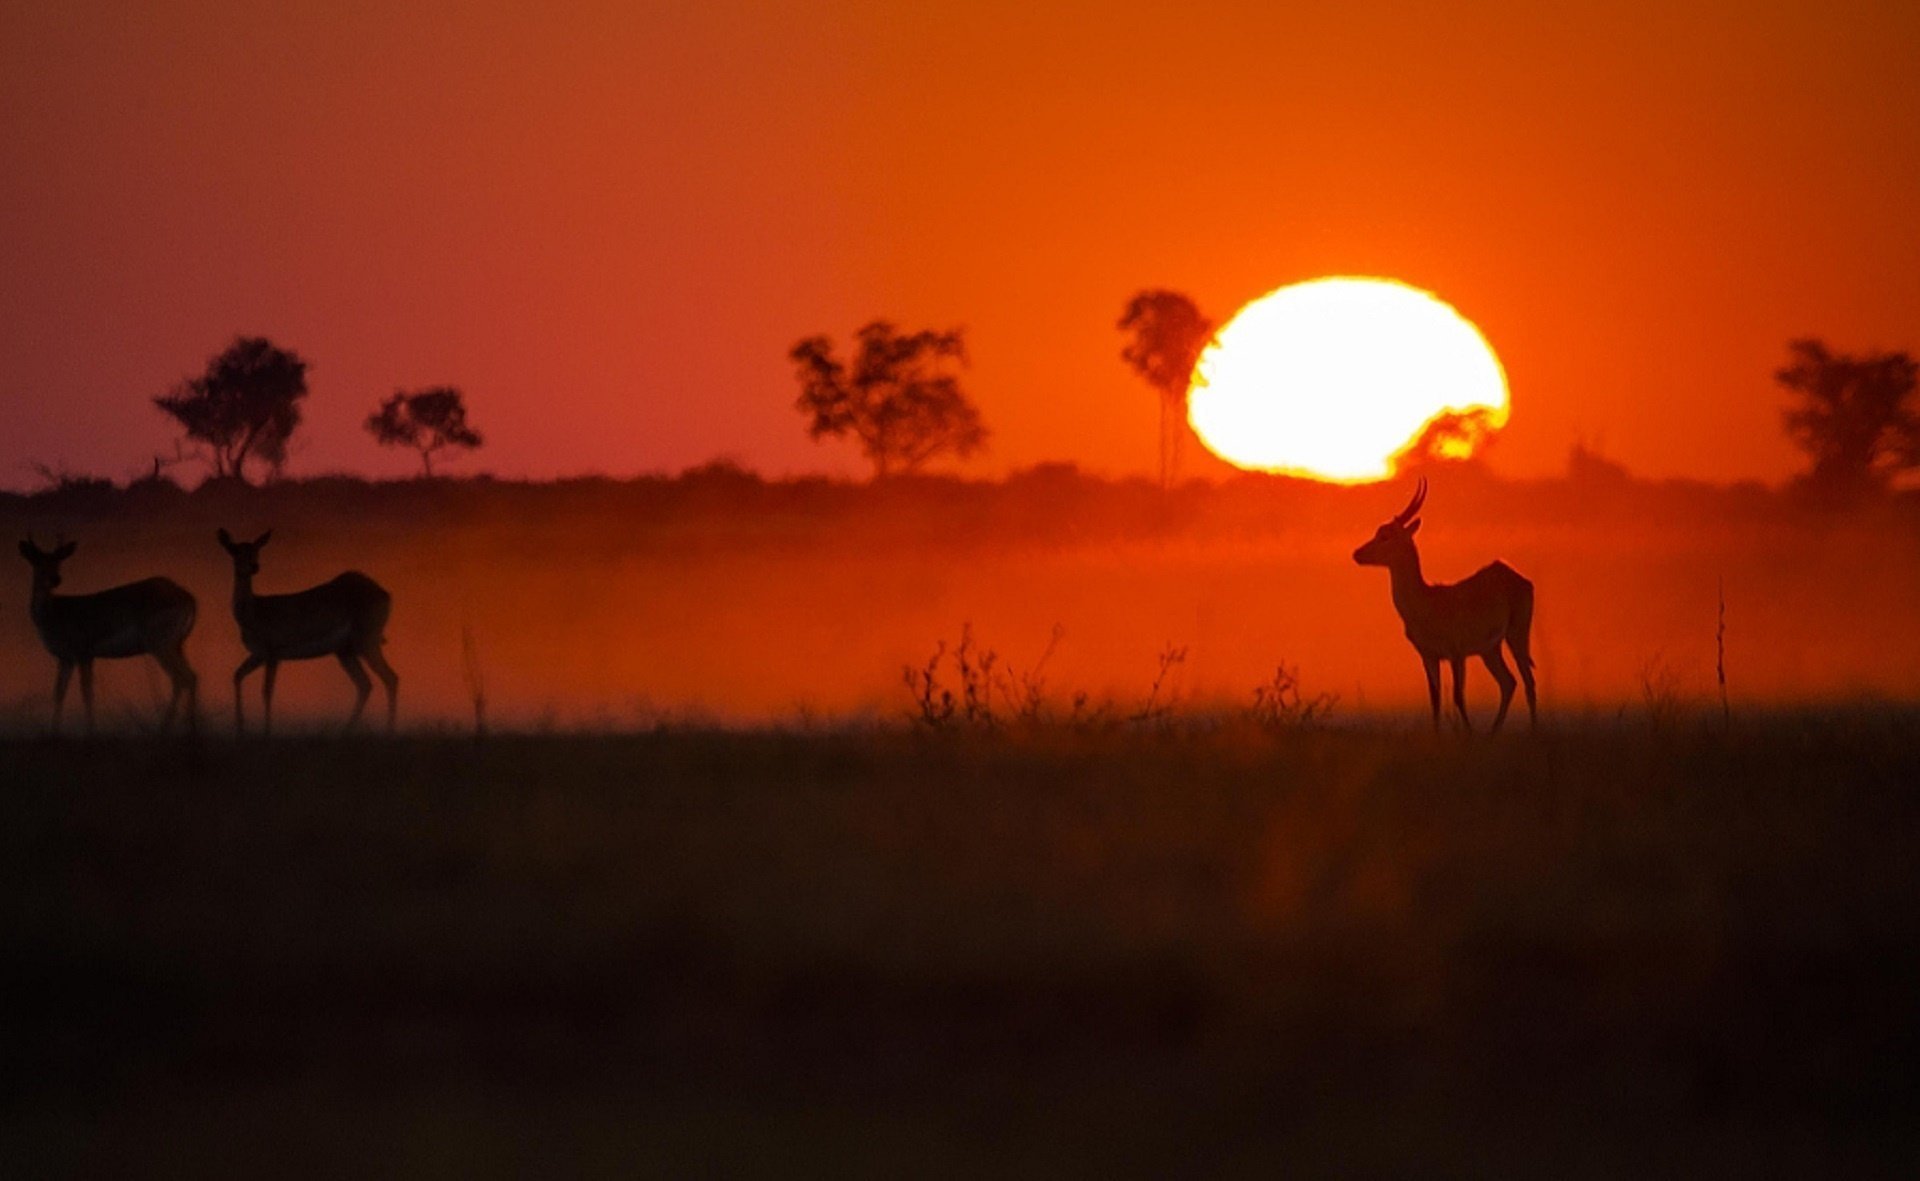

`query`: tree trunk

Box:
[1167,396,1184,487]
[1158,399,1174,489]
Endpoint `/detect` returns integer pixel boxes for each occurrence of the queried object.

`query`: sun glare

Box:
[1188,277,1509,482]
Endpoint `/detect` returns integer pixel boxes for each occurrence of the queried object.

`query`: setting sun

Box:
[1188,278,1509,482]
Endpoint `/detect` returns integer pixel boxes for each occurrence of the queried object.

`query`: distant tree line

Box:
[116,312,1920,501]
[151,336,485,484]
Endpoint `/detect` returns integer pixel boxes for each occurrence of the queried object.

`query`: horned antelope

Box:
[18,537,199,735]
[216,529,398,735]
[1352,479,1537,732]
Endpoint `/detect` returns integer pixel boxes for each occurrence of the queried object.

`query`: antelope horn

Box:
[1394,477,1427,525]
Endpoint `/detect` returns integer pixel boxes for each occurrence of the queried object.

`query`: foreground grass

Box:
[4,718,1920,1177]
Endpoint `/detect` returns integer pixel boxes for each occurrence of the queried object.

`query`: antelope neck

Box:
[1386,547,1429,615]
[231,567,258,622]
[28,575,54,625]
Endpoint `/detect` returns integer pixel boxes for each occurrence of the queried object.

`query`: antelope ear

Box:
[217,528,236,552]
[1406,518,1421,535]
[255,530,273,547]
[54,541,77,560]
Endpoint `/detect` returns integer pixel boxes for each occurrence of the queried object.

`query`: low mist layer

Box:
[4,469,1916,729]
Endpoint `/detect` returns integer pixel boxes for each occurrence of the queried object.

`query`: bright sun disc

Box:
[1188,277,1509,482]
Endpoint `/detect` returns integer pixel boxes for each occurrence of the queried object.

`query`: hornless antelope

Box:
[18,537,199,734]
[216,529,398,735]
[1352,479,1537,732]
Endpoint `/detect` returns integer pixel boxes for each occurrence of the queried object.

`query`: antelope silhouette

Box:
[1353,479,1536,731]
[217,529,398,735]
[18,537,199,734]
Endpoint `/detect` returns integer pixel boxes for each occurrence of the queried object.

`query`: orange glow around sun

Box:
[1188,277,1510,482]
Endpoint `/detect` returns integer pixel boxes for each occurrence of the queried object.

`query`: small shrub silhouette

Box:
[1130,643,1188,726]
[1248,661,1338,729]
[1638,653,1687,730]
[903,623,1067,728]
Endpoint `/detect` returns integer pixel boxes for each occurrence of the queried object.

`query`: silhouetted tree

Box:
[1118,290,1213,488]
[1777,338,1920,501]
[154,336,310,484]
[1394,407,1502,472]
[365,386,484,476]
[789,322,986,478]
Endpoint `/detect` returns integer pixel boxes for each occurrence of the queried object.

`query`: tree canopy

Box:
[365,386,485,476]
[1393,407,1502,472]
[1118,290,1213,487]
[1777,338,1920,501]
[153,336,310,483]
[790,321,986,478]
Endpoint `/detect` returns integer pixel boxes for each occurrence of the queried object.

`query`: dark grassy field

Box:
[6,717,1920,1177]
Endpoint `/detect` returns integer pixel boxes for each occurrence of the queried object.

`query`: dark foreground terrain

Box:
[5,717,1920,1177]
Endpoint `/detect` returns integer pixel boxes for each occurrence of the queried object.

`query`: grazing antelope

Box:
[1352,479,1537,732]
[18,537,199,734]
[216,529,398,735]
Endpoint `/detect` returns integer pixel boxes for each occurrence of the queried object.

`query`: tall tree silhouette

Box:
[790,321,986,478]
[154,336,309,484]
[1119,290,1213,488]
[365,387,485,476]
[1777,338,1920,501]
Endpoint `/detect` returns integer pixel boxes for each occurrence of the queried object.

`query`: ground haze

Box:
[3,471,1916,730]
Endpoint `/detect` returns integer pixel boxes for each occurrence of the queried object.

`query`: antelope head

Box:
[1352,478,1425,568]
[18,536,77,591]
[216,528,273,577]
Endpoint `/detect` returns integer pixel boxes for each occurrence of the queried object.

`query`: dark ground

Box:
[4,717,1920,1177]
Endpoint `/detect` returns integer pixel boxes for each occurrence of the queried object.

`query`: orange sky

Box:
[4,1,1918,487]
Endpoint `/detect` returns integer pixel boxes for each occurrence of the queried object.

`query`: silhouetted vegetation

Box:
[25,461,115,507]
[1777,337,1920,503]
[365,386,484,476]
[1392,405,1503,471]
[1118,289,1214,488]
[903,623,1085,728]
[789,321,987,478]
[153,336,311,485]
[1247,661,1338,728]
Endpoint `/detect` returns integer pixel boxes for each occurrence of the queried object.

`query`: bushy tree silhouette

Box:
[1393,407,1502,473]
[365,386,484,476]
[1118,290,1213,488]
[789,322,986,478]
[154,336,309,484]
[1777,338,1920,501]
